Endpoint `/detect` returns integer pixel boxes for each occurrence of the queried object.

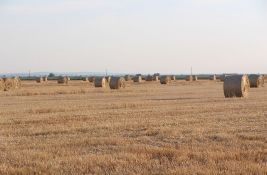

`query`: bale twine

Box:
[3,78,15,91]
[210,75,217,81]
[109,77,126,89]
[105,76,111,83]
[36,77,43,83]
[171,75,176,81]
[94,77,108,88]
[146,75,153,81]
[186,75,193,81]
[248,74,264,88]
[58,76,69,84]
[224,75,250,98]
[89,77,95,83]
[124,75,132,81]
[133,76,142,83]
[160,76,171,84]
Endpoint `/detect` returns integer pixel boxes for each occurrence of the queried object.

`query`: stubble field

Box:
[0,80,266,175]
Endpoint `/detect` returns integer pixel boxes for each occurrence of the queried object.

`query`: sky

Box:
[0,0,267,74]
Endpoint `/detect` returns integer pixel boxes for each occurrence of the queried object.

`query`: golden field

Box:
[0,80,266,175]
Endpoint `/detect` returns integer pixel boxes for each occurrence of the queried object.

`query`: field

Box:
[0,80,266,175]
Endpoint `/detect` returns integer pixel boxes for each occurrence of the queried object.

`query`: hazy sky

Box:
[0,0,267,74]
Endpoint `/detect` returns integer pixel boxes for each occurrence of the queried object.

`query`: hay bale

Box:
[58,76,69,84]
[224,75,250,98]
[193,75,198,81]
[133,76,142,83]
[153,75,159,81]
[171,75,176,81]
[105,76,111,83]
[36,77,43,83]
[3,78,15,91]
[89,77,95,83]
[210,75,217,81]
[248,74,264,88]
[94,77,108,88]
[186,75,193,81]
[146,75,153,81]
[124,75,132,81]
[0,78,4,91]
[109,77,126,89]
[160,76,171,84]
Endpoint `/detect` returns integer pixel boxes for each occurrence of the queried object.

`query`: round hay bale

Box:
[95,77,108,88]
[58,76,69,84]
[105,76,111,83]
[3,78,15,91]
[160,76,171,84]
[133,76,142,83]
[89,77,95,83]
[0,78,4,91]
[224,75,250,98]
[153,75,159,81]
[124,75,132,81]
[109,77,126,89]
[36,77,43,83]
[171,75,176,81]
[186,75,193,81]
[210,75,217,81]
[146,75,153,81]
[248,74,264,88]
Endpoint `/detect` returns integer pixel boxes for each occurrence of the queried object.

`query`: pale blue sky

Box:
[0,0,267,74]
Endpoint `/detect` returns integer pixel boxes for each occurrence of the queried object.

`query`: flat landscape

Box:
[0,80,266,175]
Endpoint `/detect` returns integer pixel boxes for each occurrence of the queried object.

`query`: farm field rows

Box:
[0,80,266,174]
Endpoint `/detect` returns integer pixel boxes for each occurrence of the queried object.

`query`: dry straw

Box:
[133,76,142,83]
[58,76,69,84]
[13,77,21,89]
[94,77,108,88]
[109,77,126,89]
[3,78,15,91]
[248,74,264,88]
[0,78,4,91]
[224,75,250,98]
[160,76,171,84]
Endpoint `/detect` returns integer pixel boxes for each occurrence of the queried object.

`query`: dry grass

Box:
[0,80,266,175]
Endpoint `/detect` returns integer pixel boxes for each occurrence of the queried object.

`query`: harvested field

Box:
[0,80,266,175]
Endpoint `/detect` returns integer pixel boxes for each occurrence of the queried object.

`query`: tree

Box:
[48,73,55,77]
